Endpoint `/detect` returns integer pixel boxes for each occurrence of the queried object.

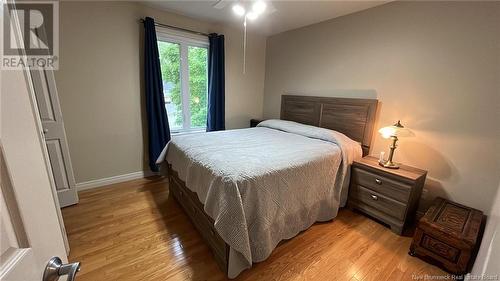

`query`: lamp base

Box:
[379,160,400,169]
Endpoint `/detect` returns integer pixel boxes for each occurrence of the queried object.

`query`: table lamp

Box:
[378,120,412,169]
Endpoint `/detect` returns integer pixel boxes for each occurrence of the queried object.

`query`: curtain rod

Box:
[140,18,209,37]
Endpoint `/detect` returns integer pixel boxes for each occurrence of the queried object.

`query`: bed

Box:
[160,95,378,278]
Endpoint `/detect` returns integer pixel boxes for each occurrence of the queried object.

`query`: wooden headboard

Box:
[280,95,378,156]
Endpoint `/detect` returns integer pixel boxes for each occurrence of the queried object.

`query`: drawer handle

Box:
[375,178,382,185]
[371,194,378,201]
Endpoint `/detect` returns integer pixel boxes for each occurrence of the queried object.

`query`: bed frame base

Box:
[166,95,379,275]
[167,164,229,274]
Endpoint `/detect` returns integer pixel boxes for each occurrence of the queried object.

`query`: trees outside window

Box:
[157,31,208,132]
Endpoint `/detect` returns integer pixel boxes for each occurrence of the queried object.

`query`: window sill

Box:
[171,129,206,136]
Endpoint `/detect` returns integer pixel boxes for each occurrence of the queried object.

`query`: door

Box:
[0,67,70,280]
[1,3,78,279]
[26,4,78,207]
[31,68,79,207]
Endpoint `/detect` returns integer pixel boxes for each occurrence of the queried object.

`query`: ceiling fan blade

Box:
[213,0,229,9]
[266,3,277,15]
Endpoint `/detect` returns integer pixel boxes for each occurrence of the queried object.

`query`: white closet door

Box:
[30,68,79,207]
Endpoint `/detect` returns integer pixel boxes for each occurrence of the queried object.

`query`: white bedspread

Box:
[160,120,361,278]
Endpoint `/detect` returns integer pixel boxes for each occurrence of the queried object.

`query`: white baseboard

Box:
[76,170,159,191]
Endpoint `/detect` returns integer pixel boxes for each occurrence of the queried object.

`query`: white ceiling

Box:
[144,1,390,36]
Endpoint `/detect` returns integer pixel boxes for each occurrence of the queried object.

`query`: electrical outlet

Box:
[421,188,429,199]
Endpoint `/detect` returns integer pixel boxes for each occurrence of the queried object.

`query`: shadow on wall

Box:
[403,140,458,212]
[404,140,458,181]
[417,178,449,213]
[285,89,378,100]
[138,21,150,172]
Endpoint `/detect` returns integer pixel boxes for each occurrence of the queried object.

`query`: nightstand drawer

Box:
[352,167,411,203]
[350,185,406,220]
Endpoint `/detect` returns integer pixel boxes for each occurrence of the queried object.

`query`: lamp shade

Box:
[378,120,413,139]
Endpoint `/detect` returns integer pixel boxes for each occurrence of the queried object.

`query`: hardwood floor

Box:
[62,176,448,281]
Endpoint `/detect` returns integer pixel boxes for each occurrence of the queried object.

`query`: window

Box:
[157,28,208,132]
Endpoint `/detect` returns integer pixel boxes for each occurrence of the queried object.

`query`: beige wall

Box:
[263,1,500,213]
[55,2,266,183]
[471,183,500,278]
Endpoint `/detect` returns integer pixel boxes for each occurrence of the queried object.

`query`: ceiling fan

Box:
[212,0,230,9]
[212,0,276,73]
[212,0,277,15]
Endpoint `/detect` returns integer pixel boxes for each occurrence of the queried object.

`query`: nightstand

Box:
[348,156,427,235]
[250,119,264,127]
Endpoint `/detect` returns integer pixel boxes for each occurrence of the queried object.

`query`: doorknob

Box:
[43,257,81,281]
[43,128,49,134]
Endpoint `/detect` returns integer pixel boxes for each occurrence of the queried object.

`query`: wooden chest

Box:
[409,197,484,275]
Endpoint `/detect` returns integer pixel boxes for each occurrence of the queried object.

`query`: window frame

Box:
[156,27,209,133]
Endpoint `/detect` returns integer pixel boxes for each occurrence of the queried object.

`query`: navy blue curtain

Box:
[143,17,170,172]
[207,33,225,131]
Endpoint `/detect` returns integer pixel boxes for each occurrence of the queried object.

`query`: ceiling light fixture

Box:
[252,1,267,15]
[246,11,258,20]
[232,1,268,74]
[232,4,246,16]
